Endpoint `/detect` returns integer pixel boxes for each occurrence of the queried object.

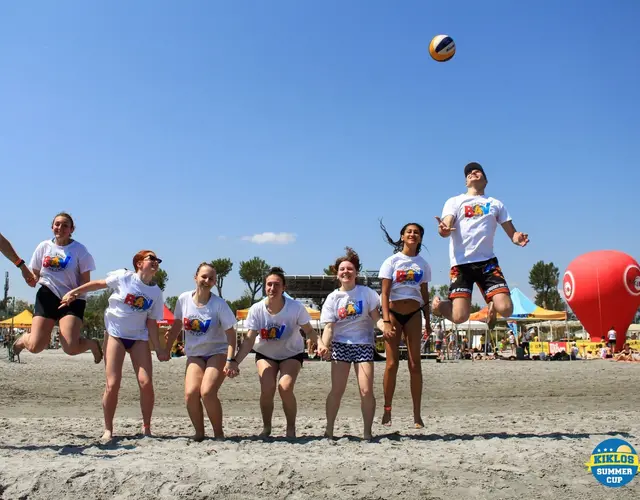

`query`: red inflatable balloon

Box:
[563,250,640,351]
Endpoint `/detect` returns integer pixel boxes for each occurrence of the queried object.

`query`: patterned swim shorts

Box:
[331,342,375,363]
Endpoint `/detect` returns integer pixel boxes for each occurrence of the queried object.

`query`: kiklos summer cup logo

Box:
[585,438,638,487]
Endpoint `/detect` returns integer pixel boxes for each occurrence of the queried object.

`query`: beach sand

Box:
[1,349,639,499]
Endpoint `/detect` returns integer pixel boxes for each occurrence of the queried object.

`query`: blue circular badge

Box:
[585,438,638,487]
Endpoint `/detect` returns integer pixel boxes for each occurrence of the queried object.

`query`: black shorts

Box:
[448,257,509,301]
[34,285,86,321]
[255,351,304,366]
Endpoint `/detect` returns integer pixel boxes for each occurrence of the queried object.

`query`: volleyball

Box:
[429,35,455,62]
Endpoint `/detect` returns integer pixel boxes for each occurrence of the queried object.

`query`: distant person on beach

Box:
[0,231,37,286]
[59,250,170,442]
[378,221,431,428]
[320,248,383,440]
[606,326,617,353]
[232,267,327,438]
[432,162,528,329]
[13,213,103,364]
[164,262,238,441]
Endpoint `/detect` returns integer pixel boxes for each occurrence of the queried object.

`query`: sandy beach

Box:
[1,349,639,499]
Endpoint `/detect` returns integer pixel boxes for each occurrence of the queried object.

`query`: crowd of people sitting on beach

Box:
[1,162,532,441]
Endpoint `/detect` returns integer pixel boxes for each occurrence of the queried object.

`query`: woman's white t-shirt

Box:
[378,252,431,306]
[103,270,164,341]
[245,298,311,360]
[320,285,380,345]
[30,240,96,299]
[173,290,237,357]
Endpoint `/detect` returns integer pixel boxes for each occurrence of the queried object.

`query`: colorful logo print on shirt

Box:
[124,293,153,311]
[396,268,423,283]
[464,202,491,218]
[260,324,286,340]
[43,254,71,271]
[183,317,211,335]
[337,300,363,320]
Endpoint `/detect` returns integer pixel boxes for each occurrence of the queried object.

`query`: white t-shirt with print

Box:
[378,252,431,306]
[320,285,380,345]
[30,240,96,299]
[103,269,164,341]
[441,194,512,266]
[174,290,237,357]
[608,329,617,341]
[245,298,311,360]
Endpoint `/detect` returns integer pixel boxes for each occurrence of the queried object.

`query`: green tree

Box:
[437,285,449,300]
[83,290,110,337]
[239,257,270,304]
[210,258,233,298]
[470,303,482,313]
[153,268,168,291]
[529,261,560,309]
[0,297,34,320]
[227,292,253,314]
[165,295,178,312]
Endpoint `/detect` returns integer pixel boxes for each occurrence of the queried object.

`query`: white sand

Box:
[1,349,639,499]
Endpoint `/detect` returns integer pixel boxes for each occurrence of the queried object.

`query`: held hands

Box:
[224,361,240,378]
[382,321,396,340]
[316,340,330,360]
[21,266,37,287]
[435,216,455,236]
[512,231,529,247]
[156,348,170,362]
[59,291,79,308]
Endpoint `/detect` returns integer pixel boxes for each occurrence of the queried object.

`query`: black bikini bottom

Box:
[389,308,421,326]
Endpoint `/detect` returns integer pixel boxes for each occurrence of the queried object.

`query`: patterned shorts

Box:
[331,342,375,363]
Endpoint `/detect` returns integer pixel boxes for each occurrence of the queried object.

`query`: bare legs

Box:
[14,314,102,363]
[184,354,227,440]
[101,335,154,441]
[256,358,301,438]
[382,312,423,427]
[325,360,375,440]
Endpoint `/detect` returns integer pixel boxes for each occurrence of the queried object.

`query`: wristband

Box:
[15,258,25,268]
[226,358,236,363]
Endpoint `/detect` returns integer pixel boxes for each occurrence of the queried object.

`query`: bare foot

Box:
[212,433,225,440]
[142,425,152,437]
[363,431,373,441]
[191,433,205,442]
[100,430,113,443]
[381,407,392,427]
[92,340,103,364]
[486,301,497,329]
[414,418,425,429]
[324,429,334,440]
[258,426,272,438]
[285,425,296,438]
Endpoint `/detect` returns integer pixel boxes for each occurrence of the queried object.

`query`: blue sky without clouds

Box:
[1,0,638,306]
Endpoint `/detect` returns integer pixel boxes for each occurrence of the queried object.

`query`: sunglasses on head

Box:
[145,255,162,264]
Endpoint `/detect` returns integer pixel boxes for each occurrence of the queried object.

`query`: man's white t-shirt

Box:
[174,291,237,357]
[378,252,431,306]
[30,240,96,299]
[103,270,164,341]
[320,285,380,345]
[245,298,311,360]
[608,329,617,341]
[441,194,512,266]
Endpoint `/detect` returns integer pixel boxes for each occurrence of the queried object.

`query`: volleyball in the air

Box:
[429,34,455,62]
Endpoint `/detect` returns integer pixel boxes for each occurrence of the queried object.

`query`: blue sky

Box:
[1,1,639,307]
